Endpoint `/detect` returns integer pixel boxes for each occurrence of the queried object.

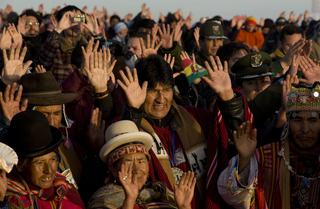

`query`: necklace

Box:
[278,147,320,182]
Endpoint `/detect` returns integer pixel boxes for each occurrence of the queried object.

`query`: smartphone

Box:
[72,14,86,23]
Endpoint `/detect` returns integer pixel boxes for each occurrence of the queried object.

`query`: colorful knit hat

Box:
[245,16,257,26]
[287,83,320,112]
[181,58,208,85]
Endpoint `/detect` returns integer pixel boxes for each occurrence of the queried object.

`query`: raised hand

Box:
[202,56,233,101]
[84,14,101,35]
[164,54,180,78]
[7,24,23,48]
[2,46,32,85]
[159,24,173,49]
[299,55,320,84]
[140,4,153,19]
[279,11,286,18]
[117,67,148,109]
[82,37,100,61]
[233,122,257,172]
[282,74,298,111]
[301,39,312,57]
[173,20,183,44]
[174,171,196,209]
[288,11,296,23]
[0,27,12,49]
[87,108,105,152]
[82,47,116,93]
[303,10,310,22]
[54,11,73,33]
[180,51,196,64]
[139,34,162,58]
[193,27,200,50]
[17,15,27,35]
[281,39,305,70]
[124,13,133,23]
[164,53,175,69]
[118,161,139,201]
[35,65,46,73]
[259,18,265,27]
[287,54,300,77]
[0,83,28,122]
[184,12,193,30]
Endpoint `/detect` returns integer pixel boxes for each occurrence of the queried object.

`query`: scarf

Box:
[6,173,84,209]
[205,91,254,209]
[140,102,206,189]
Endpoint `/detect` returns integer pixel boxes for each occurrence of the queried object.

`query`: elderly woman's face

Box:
[23,152,59,189]
[118,153,149,189]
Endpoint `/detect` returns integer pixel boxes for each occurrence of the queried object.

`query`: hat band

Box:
[107,143,149,168]
[24,90,62,96]
[238,72,273,80]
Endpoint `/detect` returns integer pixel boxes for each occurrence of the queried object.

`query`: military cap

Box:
[276,17,288,26]
[231,51,273,80]
[200,20,228,40]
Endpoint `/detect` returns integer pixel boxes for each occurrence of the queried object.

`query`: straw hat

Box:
[99,120,153,162]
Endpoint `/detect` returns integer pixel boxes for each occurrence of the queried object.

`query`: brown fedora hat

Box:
[20,72,78,106]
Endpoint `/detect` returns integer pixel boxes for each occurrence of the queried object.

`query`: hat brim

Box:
[23,93,78,106]
[22,126,63,158]
[99,132,153,162]
[205,35,228,40]
[238,72,274,80]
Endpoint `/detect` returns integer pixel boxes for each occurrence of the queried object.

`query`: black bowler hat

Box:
[20,72,77,106]
[7,111,63,158]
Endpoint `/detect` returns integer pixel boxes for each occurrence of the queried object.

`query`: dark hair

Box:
[128,31,145,38]
[135,55,174,88]
[263,18,274,29]
[280,24,303,41]
[217,42,250,63]
[110,14,121,22]
[210,15,223,22]
[54,5,84,22]
[6,12,19,25]
[20,9,42,24]
[130,19,155,36]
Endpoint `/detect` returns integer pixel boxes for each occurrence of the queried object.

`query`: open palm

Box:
[83,48,116,93]
[2,46,32,85]
[174,171,196,209]
[202,56,232,99]
[0,83,28,122]
[117,67,148,109]
[233,122,257,160]
[118,162,139,200]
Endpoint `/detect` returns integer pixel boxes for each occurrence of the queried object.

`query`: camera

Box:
[72,14,86,23]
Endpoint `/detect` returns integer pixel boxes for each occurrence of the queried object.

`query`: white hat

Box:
[99,120,153,162]
[0,142,18,173]
[114,22,128,34]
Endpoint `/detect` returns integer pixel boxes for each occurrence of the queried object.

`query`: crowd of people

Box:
[0,3,319,209]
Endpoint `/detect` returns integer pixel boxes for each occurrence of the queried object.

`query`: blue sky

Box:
[0,0,313,22]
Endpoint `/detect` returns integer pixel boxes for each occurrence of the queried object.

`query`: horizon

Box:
[0,0,314,22]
